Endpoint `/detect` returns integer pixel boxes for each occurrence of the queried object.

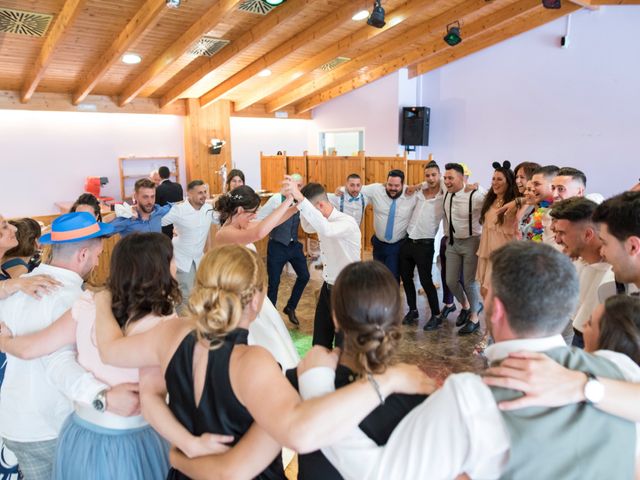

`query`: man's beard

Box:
[386,189,401,199]
[139,203,154,214]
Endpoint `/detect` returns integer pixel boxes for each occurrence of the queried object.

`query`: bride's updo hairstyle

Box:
[215,185,261,224]
[332,261,402,374]
[190,244,266,349]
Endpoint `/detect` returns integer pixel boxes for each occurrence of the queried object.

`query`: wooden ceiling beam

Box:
[72,0,167,105]
[117,0,242,107]
[566,0,599,10]
[159,0,313,108]
[295,2,579,113]
[20,0,85,103]
[233,0,437,112]
[198,0,370,109]
[265,0,492,114]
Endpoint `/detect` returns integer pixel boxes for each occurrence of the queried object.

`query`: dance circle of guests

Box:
[0,161,639,479]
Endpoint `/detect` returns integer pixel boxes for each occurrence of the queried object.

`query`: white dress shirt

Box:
[299,335,640,480]
[0,264,107,442]
[161,200,216,272]
[572,260,615,331]
[256,193,282,220]
[407,188,444,240]
[327,192,366,226]
[442,186,486,239]
[297,199,361,285]
[360,184,417,243]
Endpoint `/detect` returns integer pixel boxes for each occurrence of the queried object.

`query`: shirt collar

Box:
[328,207,341,221]
[485,335,567,364]
[32,263,84,288]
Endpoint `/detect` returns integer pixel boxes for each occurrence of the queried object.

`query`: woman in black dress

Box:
[95,245,433,479]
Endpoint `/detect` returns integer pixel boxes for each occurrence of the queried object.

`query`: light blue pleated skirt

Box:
[53,413,169,480]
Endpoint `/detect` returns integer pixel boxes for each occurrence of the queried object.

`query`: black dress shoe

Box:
[423,314,442,331]
[455,309,470,327]
[283,306,300,326]
[402,310,419,325]
[440,304,457,319]
[458,319,480,335]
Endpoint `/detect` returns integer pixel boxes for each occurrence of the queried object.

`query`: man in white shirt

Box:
[360,169,417,282]
[286,179,361,348]
[442,163,486,335]
[399,161,445,329]
[327,173,366,226]
[161,180,216,310]
[0,212,139,480]
[552,166,605,204]
[298,241,640,479]
[551,197,615,348]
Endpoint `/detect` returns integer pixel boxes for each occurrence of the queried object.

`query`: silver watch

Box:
[584,373,605,405]
[92,389,107,413]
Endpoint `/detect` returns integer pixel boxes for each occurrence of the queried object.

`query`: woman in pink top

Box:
[0,233,227,479]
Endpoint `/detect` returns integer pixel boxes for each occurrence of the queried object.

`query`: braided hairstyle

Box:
[190,244,266,349]
[214,185,260,225]
[332,261,402,374]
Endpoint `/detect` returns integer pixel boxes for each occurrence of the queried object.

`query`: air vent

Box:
[0,8,53,37]
[238,0,276,15]
[188,37,230,57]
[320,57,351,72]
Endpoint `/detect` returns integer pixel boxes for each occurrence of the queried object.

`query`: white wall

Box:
[0,110,185,217]
[416,7,640,196]
[230,116,313,189]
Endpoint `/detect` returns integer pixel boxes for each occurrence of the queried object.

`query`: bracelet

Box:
[367,373,385,406]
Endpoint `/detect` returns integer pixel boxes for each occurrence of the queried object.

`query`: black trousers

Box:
[312,282,343,349]
[400,238,441,316]
[266,240,310,310]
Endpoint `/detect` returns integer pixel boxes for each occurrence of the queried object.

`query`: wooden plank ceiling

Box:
[0,0,635,114]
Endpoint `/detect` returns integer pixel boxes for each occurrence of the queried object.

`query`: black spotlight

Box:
[443,21,462,46]
[368,0,386,28]
[542,0,561,8]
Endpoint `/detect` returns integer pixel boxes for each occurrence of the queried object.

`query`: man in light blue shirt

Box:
[110,178,171,237]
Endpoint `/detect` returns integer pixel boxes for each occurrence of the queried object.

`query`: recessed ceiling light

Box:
[388,16,403,27]
[122,53,142,65]
[258,69,272,77]
[292,72,304,80]
[352,10,369,21]
[264,0,286,5]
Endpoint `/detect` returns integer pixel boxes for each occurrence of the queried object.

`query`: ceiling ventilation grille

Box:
[320,57,351,72]
[188,37,230,57]
[238,0,276,15]
[0,8,53,37]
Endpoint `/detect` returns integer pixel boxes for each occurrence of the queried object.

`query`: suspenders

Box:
[443,189,477,239]
[340,194,365,222]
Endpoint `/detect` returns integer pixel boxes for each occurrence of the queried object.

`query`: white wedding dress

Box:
[246,244,300,370]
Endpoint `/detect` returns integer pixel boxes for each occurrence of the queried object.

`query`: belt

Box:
[75,404,148,430]
[407,238,433,244]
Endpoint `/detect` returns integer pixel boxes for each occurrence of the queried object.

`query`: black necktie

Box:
[448,192,456,245]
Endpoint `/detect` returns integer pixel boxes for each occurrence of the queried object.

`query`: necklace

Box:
[495,198,505,208]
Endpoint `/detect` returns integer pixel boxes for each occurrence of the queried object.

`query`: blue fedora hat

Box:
[40,212,114,245]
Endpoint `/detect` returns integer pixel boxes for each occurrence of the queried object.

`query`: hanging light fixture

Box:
[443,21,462,46]
[542,0,561,8]
[367,0,386,28]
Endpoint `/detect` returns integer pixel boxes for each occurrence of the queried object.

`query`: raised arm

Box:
[215,195,296,246]
[169,423,282,480]
[0,309,75,359]
[233,346,435,454]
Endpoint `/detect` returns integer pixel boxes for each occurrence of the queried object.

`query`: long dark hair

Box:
[332,261,402,374]
[5,218,41,258]
[71,193,102,222]
[107,232,181,330]
[214,185,260,225]
[599,295,640,366]
[226,169,246,189]
[480,161,518,225]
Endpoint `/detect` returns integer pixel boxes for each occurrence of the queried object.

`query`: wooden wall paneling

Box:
[305,155,324,185]
[321,153,365,192]
[407,160,429,185]
[364,155,408,184]
[184,98,232,194]
[21,0,85,103]
[72,0,168,105]
[198,0,369,108]
[260,154,287,192]
[87,234,119,287]
[286,155,308,179]
[118,0,243,106]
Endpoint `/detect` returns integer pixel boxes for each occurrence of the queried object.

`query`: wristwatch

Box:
[92,389,108,413]
[583,372,605,405]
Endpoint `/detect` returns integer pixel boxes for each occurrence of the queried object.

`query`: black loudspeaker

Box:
[401,107,430,146]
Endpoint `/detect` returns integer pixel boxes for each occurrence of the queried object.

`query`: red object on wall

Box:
[84,177,114,204]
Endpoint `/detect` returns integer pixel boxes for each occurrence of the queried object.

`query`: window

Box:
[319,129,364,156]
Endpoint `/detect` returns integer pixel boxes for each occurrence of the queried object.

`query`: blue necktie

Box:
[384,198,397,241]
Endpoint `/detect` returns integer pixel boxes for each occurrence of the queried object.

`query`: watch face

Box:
[93,399,105,412]
[585,379,605,404]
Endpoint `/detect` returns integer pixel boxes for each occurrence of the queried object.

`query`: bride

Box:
[214,185,300,370]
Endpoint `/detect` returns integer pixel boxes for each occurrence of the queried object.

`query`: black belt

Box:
[407,238,433,244]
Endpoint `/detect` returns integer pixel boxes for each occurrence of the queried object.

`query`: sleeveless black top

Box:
[286,365,427,480]
[166,328,285,480]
